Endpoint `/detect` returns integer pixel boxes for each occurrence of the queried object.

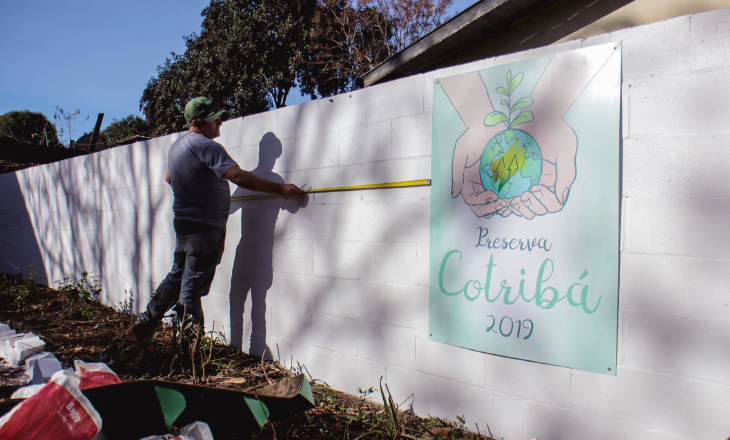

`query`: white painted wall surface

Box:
[2,8,730,439]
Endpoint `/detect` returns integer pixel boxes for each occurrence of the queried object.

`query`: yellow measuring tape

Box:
[230,179,431,201]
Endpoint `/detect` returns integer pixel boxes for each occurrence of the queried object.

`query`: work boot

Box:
[131,291,177,344]
[130,318,157,345]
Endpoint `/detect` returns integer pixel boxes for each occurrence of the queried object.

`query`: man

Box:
[132,97,302,343]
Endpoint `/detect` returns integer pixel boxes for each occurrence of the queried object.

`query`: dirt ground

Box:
[0,273,496,439]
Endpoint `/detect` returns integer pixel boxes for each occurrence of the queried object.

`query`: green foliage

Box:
[55,271,102,320]
[100,115,153,146]
[0,110,60,146]
[140,0,317,135]
[4,266,39,312]
[484,70,534,130]
[141,0,451,135]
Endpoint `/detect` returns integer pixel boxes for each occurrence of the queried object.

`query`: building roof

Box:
[361,0,633,87]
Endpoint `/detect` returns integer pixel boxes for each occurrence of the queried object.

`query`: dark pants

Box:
[139,219,225,327]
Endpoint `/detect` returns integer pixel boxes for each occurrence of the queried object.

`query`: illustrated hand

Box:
[453,124,510,218]
[507,119,577,219]
[440,71,510,218]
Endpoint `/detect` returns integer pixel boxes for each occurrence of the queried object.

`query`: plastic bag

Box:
[74,360,122,390]
[0,370,102,440]
[138,421,214,440]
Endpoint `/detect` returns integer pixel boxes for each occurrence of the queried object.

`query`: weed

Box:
[9,266,38,312]
[118,288,135,315]
[55,271,102,319]
[168,312,228,385]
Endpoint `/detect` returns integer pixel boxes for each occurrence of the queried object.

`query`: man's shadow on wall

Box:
[228,132,306,357]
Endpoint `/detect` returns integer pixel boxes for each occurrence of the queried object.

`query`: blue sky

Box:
[0,0,475,139]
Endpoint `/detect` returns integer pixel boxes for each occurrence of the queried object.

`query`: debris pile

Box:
[0,320,315,439]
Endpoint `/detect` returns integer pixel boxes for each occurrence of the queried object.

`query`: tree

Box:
[53,107,89,147]
[300,0,392,97]
[0,110,60,147]
[141,0,317,135]
[100,115,153,146]
[300,0,451,98]
[141,0,451,134]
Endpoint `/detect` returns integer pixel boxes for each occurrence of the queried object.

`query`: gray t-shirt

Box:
[168,132,238,229]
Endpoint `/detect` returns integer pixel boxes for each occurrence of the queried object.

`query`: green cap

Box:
[184,97,227,123]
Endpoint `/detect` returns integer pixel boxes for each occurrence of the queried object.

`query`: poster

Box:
[429,43,621,374]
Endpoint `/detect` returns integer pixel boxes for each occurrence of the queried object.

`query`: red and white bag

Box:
[0,370,102,440]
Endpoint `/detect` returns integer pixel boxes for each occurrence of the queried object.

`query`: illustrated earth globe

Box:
[479,129,542,198]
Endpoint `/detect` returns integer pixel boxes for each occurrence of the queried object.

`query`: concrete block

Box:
[226,145,259,171]
[385,365,525,440]
[289,341,336,382]
[482,354,571,407]
[270,304,312,344]
[624,196,730,258]
[318,90,368,131]
[583,17,689,79]
[623,311,730,384]
[362,186,422,203]
[524,401,684,440]
[31,358,64,385]
[622,136,689,198]
[313,241,362,280]
[311,165,363,203]
[295,131,339,170]
[311,313,359,355]
[361,157,422,186]
[681,379,730,439]
[333,203,387,243]
[690,8,730,72]
[366,75,424,123]
[386,200,430,243]
[271,239,313,276]
[359,321,416,369]
[619,253,686,317]
[217,116,246,149]
[265,335,292,365]
[391,113,432,159]
[416,334,485,387]
[687,133,730,197]
[331,353,387,396]
[242,110,279,147]
[339,121,392,165]
[332,279,387,322]
[571,367,683,433]
[416,243,430,287]
[629,69,730,136]
[276,99,321,140]
[288,203,338,241]
[683,257,730,323]
[359,242,418,285]
[384,285,428,330]
[268,272,334,314]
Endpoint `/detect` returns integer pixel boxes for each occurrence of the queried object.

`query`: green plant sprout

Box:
[484,70,534,129]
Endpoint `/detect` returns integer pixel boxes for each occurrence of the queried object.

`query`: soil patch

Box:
[0,273,495,439]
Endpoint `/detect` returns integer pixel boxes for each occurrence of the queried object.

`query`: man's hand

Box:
[279,184,303,200]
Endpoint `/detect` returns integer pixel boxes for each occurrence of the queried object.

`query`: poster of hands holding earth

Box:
[429,43,621,374]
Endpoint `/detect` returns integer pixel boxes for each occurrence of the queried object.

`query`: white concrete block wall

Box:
[2,8,730,439]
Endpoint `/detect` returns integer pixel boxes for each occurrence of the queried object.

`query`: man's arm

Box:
[165,170,171,185]
[223,166,302,200]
